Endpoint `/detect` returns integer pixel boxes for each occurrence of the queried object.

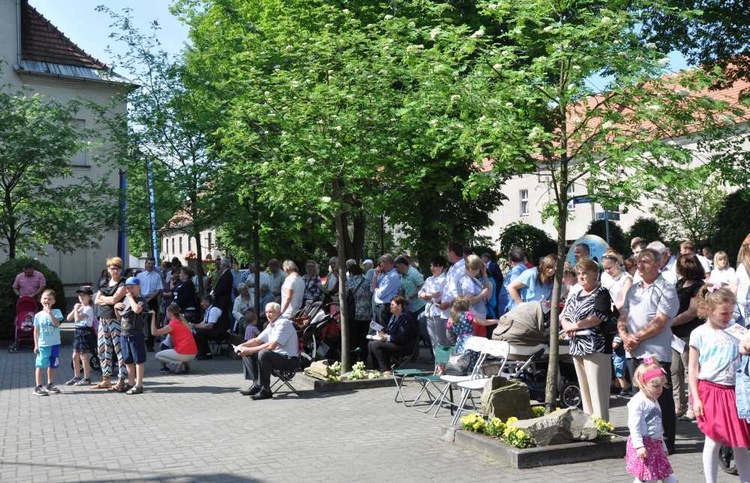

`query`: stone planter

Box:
[442,426,626,469]
[295,372,394,392]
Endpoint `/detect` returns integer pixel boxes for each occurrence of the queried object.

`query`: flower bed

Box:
[443,411,626,469]
[298,361,392,392]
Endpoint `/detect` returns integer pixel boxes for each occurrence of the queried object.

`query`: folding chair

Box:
[270,368,299,395]
[407,344,455,411]
[392,338,432,403]
[451,340,510,426]
[430,337,490,419]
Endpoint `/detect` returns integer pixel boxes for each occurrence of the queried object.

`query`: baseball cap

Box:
[124,277,140,286]
[76,285,94,295]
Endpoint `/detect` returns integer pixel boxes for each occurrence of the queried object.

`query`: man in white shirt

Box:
[193,294,222,360]
[440,241,467,310]
[136,257,164,351]
[267,259,286,304]
[236,302,299,400]
[617,248,679,454]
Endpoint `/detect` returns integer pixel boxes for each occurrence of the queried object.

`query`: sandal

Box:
[109,381,132,393]
[126,386,143,395]
[90,380,112,390]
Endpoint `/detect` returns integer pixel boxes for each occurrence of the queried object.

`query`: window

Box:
[69,119,89,166]
[179,236,183,253]
[171,237,175,254]
[207,232,213,251]
[567,183,575,210]
[188,237,192,252]
[519,189,529,216]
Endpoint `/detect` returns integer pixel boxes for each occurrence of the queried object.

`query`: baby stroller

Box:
[292,301,334,368]
[8,296,37,353]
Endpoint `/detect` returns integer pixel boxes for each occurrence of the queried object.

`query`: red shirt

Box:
[169,319,197,355]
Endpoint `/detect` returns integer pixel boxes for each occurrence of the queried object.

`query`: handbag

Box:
[443,351,472,376]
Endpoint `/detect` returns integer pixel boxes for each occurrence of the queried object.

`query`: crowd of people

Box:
[17,232,750,481]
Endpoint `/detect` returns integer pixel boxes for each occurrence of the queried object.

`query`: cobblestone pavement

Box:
[0,343,737,482]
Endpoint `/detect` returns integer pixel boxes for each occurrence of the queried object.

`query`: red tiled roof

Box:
[21,1,107,70]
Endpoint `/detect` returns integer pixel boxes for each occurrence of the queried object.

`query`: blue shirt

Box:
[500,264,530,315]
[400,266,426,313]
[34,309,63,347]
[506,267,552,312]
[373,268,400,304]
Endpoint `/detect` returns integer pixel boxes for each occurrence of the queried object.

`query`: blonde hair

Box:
[465,254,482,272]
[575,258,599,275]
[449,296,471,325]
[738,243,750,274]
[632,359,665,391]
[41,288,56,299]
[166,303,191,329]
[713,250,728,267]
[537,254,557,284]
[696,286,736,319]
[106,256,123,269]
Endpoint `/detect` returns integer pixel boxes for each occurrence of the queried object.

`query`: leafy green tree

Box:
[710,189,750,259]
[626,217,664,249]
[497,222,557,263]
[586,220,626,255]
[649,167,726,244]
[97,7,229,292]
[468,0,734,406]
[0,89,117,259]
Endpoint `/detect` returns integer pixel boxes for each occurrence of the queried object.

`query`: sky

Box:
[29,0,189,66]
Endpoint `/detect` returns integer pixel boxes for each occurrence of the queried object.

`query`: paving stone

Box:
[0,343,736,482]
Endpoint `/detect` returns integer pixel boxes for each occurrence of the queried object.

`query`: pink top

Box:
[13,271,46,297]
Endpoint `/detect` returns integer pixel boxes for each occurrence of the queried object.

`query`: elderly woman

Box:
[346,263,372,362]
[506,254,557,312]
[560,258,614,421]
[302,260,323,306]
[670,254,705,419]
[91,257,128,390]
[280,260,305,318]
[368,295,419,376]
[232,283,254,334]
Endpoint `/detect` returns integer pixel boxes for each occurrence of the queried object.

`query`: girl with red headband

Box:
[688,286,750,483]
[625,356,677,482]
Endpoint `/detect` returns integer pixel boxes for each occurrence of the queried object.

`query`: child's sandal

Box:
[90,381,111,390]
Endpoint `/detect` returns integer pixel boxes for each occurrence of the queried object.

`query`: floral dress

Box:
[448,311,479,366]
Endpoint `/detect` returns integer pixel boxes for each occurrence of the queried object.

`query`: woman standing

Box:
[91,257,128,390]
[174,268,199,319]
[302,260,323,306]
[731,239,750,322]
[280,260,305,318]
[670,254,705,419]
[560,258,614,421]
[457,255,493,337]
[600,251,633,311]
[346,263,372,362]
[419,256,450,366]
[707,251,735,289]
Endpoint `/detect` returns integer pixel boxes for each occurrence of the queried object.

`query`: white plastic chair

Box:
[451,339,510,426]
[430,337,489,418]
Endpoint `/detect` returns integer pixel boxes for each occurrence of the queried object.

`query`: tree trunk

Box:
[333,179,350,372]
[352,210,366,262]
[545,162,569,411]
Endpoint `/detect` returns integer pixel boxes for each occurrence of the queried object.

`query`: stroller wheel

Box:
[90,355,102,371]
[560,381,582,408]
[8,345,18,353]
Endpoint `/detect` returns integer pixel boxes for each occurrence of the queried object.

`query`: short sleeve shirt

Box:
[507,268,552,311]
[13,271,46,297]
[622,275,679,362]
[689,323,743,386]
[34,309,63,347]
[258,317,299,357]
[74,306,95,328]
[120,296,149,337]
[281,274,305,317]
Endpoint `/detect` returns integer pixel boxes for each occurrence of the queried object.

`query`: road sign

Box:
[595,211,620,221]
[572,195,595,205]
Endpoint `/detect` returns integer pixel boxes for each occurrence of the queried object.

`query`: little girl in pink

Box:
[689,286,750,483]
[625,356,677,483]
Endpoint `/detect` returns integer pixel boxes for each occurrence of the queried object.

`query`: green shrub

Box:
[626,217,664,254]
[586,219,627,255]
[497,222,557,263]
[0,258,66,339]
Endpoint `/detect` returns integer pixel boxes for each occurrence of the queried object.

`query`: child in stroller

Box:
[8,296,37,353]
